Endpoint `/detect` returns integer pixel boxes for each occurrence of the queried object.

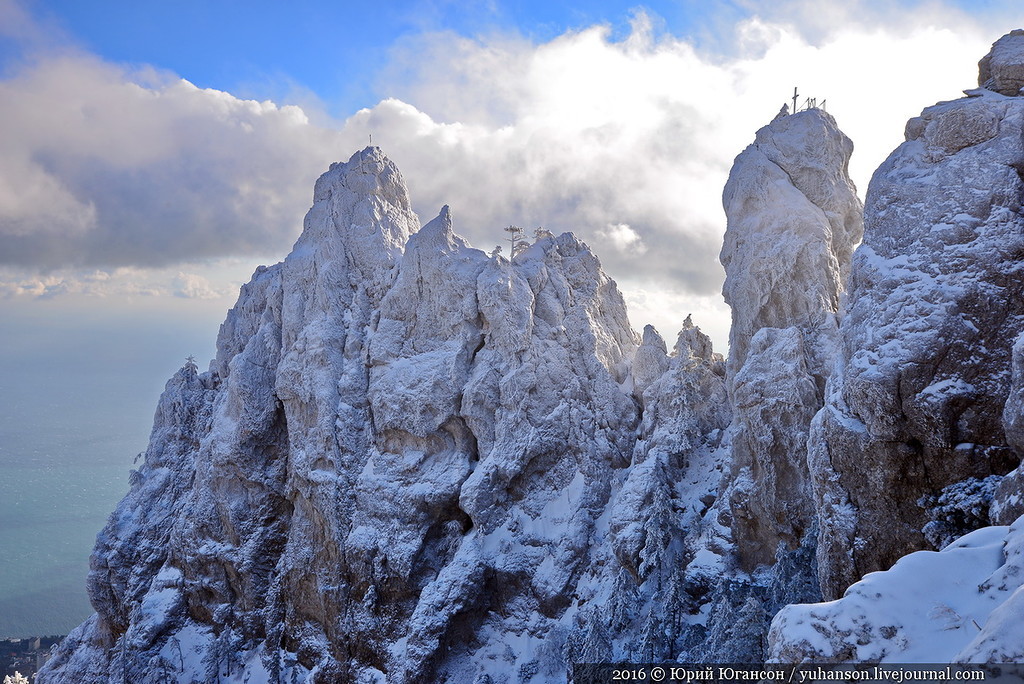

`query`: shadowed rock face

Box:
[719,108,863,570]
[991,334,1024,525]
[811,80,1024,598]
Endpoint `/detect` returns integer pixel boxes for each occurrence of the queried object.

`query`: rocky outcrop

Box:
[810,74,1024,599]
[741,30,1024,666]
[47,32,1024,678]
[1003,334,1024,459]
[979,29,1024,96]
[42,145,739,682]
[719,108,863,569]
[605,317,731,663]
[44,147,420,683]
[611,320,728,582]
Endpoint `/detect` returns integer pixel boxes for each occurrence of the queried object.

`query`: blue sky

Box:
[19,0,1009,98]
[22,0,714,114]
[24,0,1004,118]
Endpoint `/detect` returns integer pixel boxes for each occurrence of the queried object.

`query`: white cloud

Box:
[0,263,250,302]
[3,0,1023,353]
[0,54,341,268]
[599,223,647,255]
[0,267,161,299]
[173,272,224,300]
[349,8,1006,348]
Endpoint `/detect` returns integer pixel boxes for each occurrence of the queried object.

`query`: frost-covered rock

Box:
[979,29,1024,96]
[768,516,1024,664]
[720,108,863,569]
[599,316,732,663]
[811,79,1024,599]
[631,325,671,400]
[43,147,418,683]
[721,108,861,377]
[1004,333,1024,456]
[51,33,1024,672]
[42,146,693,683]
[611,318,729,583]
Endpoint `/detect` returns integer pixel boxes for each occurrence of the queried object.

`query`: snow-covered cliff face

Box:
[810,43,1024,598]
[773,361,1024,663]
[44,147,420,682]
[40,146,736,682]
[720,108,863,569]
[604,319,732,662]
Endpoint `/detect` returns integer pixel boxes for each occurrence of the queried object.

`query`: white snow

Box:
[769,520,1024,663]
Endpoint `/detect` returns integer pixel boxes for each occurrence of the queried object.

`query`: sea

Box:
[0,299,222,639]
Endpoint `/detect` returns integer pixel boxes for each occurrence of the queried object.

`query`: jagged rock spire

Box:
[719,108,863,569]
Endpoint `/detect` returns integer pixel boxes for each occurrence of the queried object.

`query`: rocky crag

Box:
[39,147,732,682]
[41,29,1024,682]
[650,106,864,666]
[769,30,1024,663]
[719,107,862,570]
[807,30,1024,599]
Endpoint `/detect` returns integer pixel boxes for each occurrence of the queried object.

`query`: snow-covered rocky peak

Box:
[293,145,418,307]
[720,107,862,570]
[44,145,730,682]
[721,108,862,377]
[630,325,669,399]
[49,30,1024,674]
[979,29,1024,95]
[675,314,714,363]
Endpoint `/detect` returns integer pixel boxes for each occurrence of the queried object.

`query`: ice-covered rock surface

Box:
[39,147,735,682]
[810,82,1024,599]
[753,31,1024,667]
[768,516,1024,663]
[720,108,863,569]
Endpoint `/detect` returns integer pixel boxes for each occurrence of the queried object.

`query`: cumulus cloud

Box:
[2,0,1022,349]
[0,266,160,299]
[0,263,249,301]
[0,53,342,269]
